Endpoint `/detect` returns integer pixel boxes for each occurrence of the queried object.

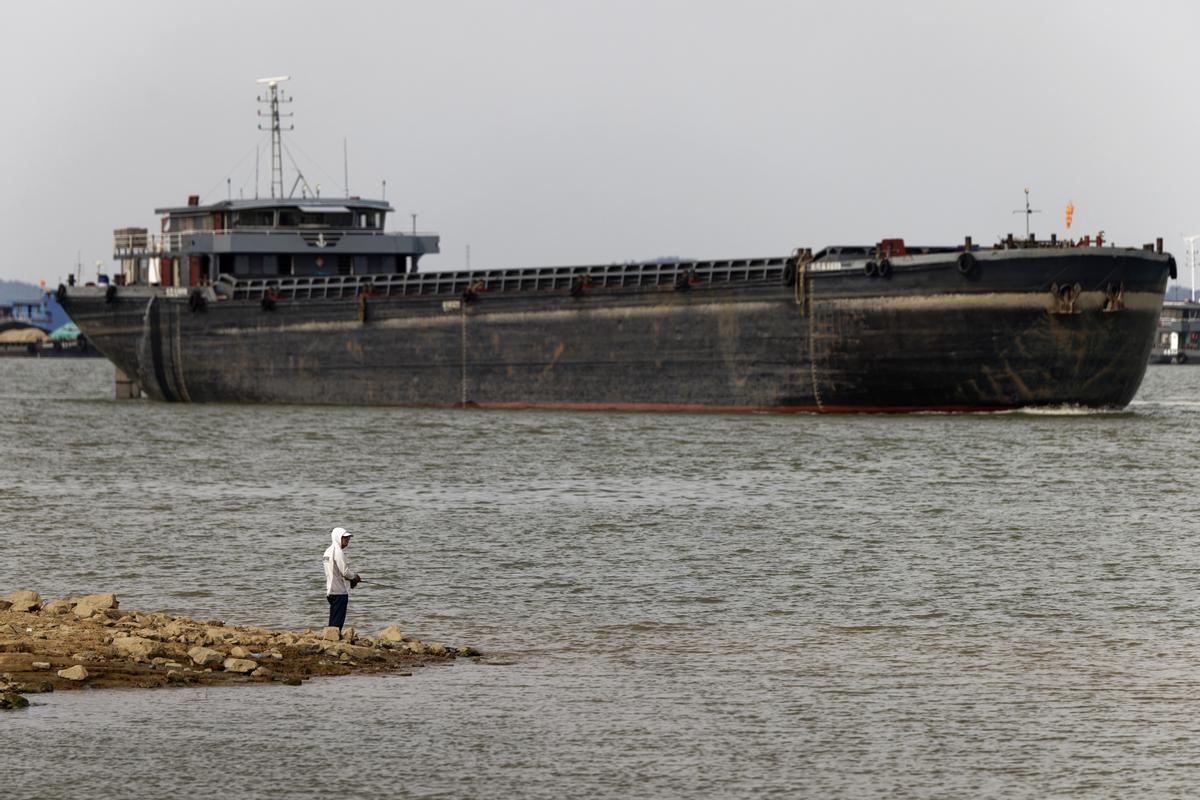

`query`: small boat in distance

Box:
[59,79,1176,412]
[1150,300,1200,364]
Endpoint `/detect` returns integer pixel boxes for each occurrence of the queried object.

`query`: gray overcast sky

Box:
[2,0,1198,290]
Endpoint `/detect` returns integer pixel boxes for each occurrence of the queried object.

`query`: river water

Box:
[1,358,1198,798]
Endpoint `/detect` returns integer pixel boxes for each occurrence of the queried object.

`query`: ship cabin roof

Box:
[1161,300,1200,320]
[155,197,393,215]
[155,196,394,234]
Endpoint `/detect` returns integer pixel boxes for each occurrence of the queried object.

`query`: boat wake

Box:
[1129,399,1200,410]
[902,405,1133,417]
[1002,405,1133,417]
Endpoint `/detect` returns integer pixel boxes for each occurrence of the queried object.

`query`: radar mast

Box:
[257,76,293,199]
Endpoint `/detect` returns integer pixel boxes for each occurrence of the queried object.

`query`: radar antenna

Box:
[257,76,293,199]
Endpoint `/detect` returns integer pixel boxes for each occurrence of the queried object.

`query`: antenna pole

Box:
[1184,235,1200,303]
[343,138,349,197]
[257,76,293,199]
[1012,187,1041,239]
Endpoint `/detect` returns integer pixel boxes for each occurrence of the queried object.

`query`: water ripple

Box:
[0,361,1198,797]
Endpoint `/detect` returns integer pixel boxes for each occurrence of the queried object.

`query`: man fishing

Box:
[322,526,361,630]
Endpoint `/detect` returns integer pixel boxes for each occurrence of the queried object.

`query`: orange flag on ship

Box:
[1065,202,1075,230]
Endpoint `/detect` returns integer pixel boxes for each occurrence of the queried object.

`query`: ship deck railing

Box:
[220,257,791,301]
[113,228,432,257]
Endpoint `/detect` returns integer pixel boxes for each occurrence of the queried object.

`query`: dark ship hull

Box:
[60,246,1172,412]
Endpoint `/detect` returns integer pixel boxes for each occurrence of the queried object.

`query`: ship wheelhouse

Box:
[113,196,439,288]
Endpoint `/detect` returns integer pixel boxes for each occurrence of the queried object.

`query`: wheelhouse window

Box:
[297,207,353,227]
[354,211,382,229]
[236,210,275,228]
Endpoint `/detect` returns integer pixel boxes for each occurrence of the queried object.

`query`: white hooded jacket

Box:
[322,527,359,595]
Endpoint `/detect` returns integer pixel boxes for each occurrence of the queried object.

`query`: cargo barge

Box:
[58,80,1176,412]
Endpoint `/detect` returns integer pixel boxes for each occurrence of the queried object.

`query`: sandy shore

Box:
[0,590,479,703]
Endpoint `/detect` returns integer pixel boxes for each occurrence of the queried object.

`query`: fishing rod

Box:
[358,579,402,591]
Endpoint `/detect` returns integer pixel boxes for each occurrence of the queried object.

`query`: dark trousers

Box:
[327,594,349,629]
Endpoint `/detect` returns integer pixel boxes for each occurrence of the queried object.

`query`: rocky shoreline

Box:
[0,590,480,706]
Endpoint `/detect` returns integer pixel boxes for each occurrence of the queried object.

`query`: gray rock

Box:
[206,627,238,643]
[8,591,41,613]
[341,644,379,661]
[161,621,188,638]
[76,593,117,610]
[112,636,160,660]
[427,643,447,656]
[0,692,30,710]
[222,658,257,674]
[31,662,50,671]
[187,646,225,668]
[13,681,53,693]
[72,593,118,618]
[42,599,73,615]
[57,665,88,681]
[378,625,404,643]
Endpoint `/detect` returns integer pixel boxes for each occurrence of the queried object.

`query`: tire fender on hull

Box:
[135,295,188,402]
